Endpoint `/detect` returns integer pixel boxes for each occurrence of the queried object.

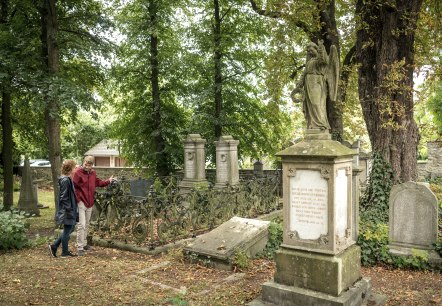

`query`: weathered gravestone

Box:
[179,134,208,193]
[130,178,152,197]
[389,182,441,265]
[214,135,239,188]
[18,157,40,216]
[184,216,270,270]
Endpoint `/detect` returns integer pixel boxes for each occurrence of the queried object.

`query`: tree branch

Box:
[220,5,233,22]
[249,0,312,37]
[249,0,282,18]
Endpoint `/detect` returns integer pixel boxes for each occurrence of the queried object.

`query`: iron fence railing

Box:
[91,173,281,249]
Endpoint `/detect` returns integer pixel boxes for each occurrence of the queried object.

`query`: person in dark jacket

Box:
[48,160,78,258]
[73,155,114,256]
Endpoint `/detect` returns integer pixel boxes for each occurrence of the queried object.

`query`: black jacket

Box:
[55,176,78,225]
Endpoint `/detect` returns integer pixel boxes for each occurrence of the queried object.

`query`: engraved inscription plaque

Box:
[185,152,195,179]
[335,168,348,238]
[289,170,328,240]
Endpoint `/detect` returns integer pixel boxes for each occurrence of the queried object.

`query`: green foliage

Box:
[258,218,283,259]
[427,83,442,137]
[166,294,189,306]
[232,249,250,269]
[358,221,432,270]
[0,210,31,250]
[357,222,390,266]
[359,152,395,224]
[433,241,442,257]
[109,0,188,171]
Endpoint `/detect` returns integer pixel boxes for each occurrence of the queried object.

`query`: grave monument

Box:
[18,157,40,216]
[214,135,239,188]
[179,134,208,193]
[253,41,372,305]
[389,182,441,266]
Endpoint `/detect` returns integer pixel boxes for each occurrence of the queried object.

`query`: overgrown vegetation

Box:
[359,152,395,225]
[357,154,441,269]
[258,218,283,259]
[0,210,31,250]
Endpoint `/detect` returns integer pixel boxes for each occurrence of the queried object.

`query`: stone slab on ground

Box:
[249,277,379,306]
[183,216,270,270]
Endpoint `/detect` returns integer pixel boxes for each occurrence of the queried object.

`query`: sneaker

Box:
[60,252,77,258]
[83,245,92,251]
[77,250,85,256]
[48,245,57,258]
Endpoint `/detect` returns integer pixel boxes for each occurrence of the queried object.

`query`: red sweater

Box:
[73,167,110,208]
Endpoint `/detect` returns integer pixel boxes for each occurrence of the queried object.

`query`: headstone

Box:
[18,157,40,216]
[179,134,208,193]
[130,178,151,197]
[253,160,264,177]
[184,216,270,270]
[214,135,239,188]
[389,182,440,263]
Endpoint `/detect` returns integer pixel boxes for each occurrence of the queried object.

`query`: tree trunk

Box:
[316,0,343,140]
[356,0,422,182]
[149,0,170,177]
[0,0,13,211]
[213,0,223,139]
[1,89,14,211]
[40,0,62,202]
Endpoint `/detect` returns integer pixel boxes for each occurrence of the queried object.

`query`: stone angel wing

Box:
[327,45,340,102]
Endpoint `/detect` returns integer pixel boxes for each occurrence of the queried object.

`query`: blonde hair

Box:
[61,159,77,175]
[83,155,94,165]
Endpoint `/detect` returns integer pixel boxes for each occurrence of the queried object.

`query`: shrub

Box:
[258,218,283,259]
[232,249,250,269]
[358,220,432,270]
[358,222,390,266]
[0,210,31,250]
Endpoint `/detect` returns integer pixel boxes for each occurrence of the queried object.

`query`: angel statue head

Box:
[291,40,340,132]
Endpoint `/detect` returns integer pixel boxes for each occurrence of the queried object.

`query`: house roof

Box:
[85,139,120,157]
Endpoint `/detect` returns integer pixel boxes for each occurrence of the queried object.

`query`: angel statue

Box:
[291,40,339,132]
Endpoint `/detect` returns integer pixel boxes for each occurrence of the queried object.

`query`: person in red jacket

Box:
[73,155,114,256]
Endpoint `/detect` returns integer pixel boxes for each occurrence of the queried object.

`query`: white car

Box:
[31,160,51,167]
[20,159,51,167]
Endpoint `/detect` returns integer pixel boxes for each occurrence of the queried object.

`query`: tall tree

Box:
[0,0,13,210]
[39,0,61,202]
[148,0,170,176]
[355,0,423,182]
[184,0,293,163]
[110,0,188,174]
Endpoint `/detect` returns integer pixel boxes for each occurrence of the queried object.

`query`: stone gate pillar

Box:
[179,134,208,193]
[214,135,239,188]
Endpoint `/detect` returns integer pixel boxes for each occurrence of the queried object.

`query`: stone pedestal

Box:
[179,134,208,193]
[214,135,239,188]
[256,129,370,305]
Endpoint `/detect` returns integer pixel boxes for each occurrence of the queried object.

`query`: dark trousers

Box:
[52,224,75,255]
